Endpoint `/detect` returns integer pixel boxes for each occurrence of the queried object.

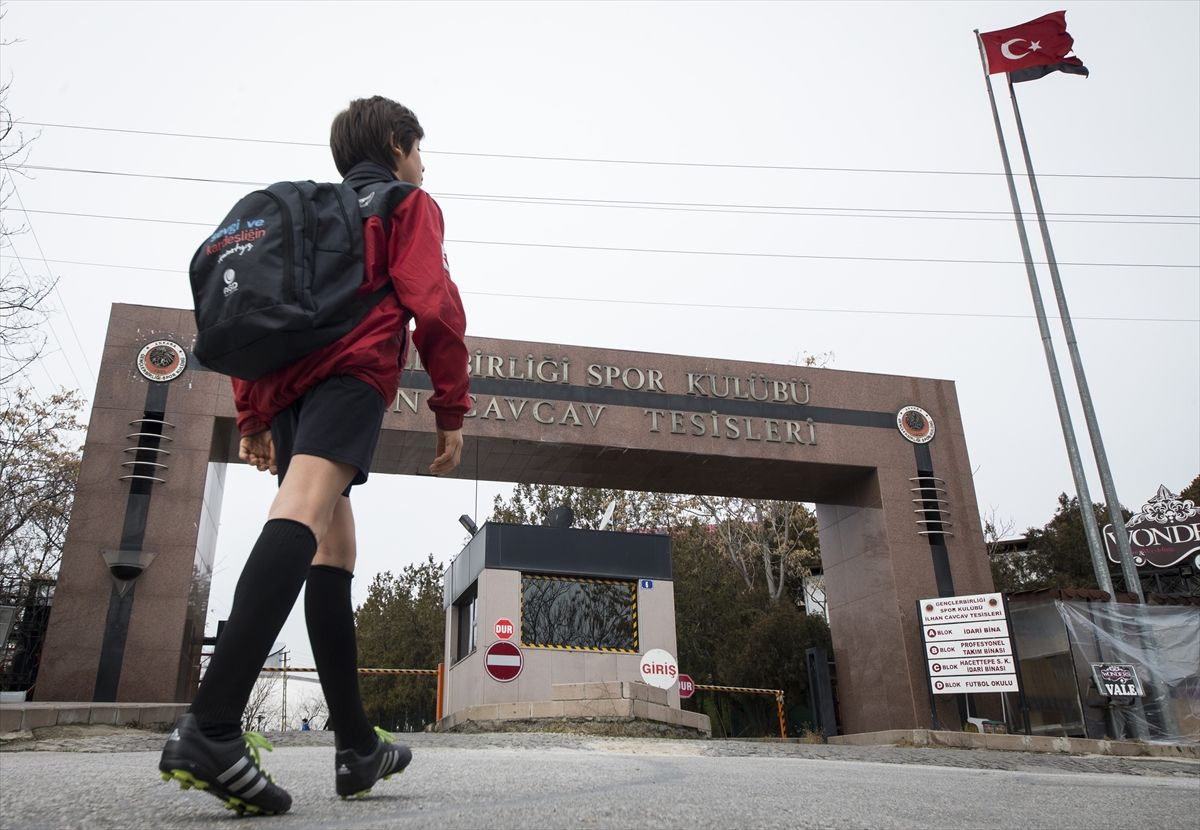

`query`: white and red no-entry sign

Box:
[484,641,523,682]
[677,673,695,699]
[494,618,515,640]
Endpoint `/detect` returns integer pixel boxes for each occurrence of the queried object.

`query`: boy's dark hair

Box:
[330,96,425,177]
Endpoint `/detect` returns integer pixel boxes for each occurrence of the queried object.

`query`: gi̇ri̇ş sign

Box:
[919,593,1020,695]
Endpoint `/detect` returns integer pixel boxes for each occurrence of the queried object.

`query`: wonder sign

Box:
[1105,485,1200,570]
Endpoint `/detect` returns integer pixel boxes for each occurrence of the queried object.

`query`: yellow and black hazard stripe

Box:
[694,682,779,696]
[261,667,437,677]
[693,683,788,738]
[519,642,639,654]
[522,574,633,587]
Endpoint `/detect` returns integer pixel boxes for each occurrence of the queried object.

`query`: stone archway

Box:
[35,303,993,734]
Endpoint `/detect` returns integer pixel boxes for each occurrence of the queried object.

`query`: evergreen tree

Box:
[354,554,445,731]
[992,493,1130,593]
[1175,474,1199,507]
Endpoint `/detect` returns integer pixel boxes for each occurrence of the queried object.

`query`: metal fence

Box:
[0,577,56,695]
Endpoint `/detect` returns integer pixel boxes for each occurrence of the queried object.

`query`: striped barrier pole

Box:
[260,667,438,677]
[436,662,445,722]
[695,683,788,739]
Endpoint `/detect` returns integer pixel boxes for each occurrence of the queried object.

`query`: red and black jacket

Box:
[233,162,470,436]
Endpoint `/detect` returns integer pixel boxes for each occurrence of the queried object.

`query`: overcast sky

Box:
[2,1,1197,673]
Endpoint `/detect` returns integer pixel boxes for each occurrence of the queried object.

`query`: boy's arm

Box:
[430,426,463,474]
[387,190,471,432]
[231,378,275,472]
[232,377,270,437]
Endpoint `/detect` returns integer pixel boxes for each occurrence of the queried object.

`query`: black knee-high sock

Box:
[190,518,318,736]
[305,564,375,754]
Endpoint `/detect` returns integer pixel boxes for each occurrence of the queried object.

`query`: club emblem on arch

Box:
[137,340,187,383]
[896,405,935,444]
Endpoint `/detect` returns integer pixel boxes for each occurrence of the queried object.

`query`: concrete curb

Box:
[0,702,187,735]
[827,728,1200,759]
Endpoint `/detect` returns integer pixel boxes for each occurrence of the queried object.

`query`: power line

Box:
[25,164,260,187]
[36,218,1199,270]
[2,174,96,388]
[31,258,1200,324]
[20,121,1200,182]
[4,249,85,391]
[16,201,1198,274]
[441,195,1199,226]
[33,226,1198,271]
[18,177,1200,226]
[465,290,1199,324]
[445,240,1197,270]
[26,208,207,228]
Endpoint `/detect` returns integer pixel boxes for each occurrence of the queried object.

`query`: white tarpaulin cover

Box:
[1056,600,1200,743]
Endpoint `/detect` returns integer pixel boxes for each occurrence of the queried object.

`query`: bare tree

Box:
[0,388,83,587]
[291,690,329,730]
[982,506,1017,557]
[0,8,51,387]
[983,506,1041,593]
[688,496,819,603]
[793,350,835,369]
[492,485,821,604]
[242,676,281,733]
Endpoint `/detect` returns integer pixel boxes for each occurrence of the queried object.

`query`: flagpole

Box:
[1004,76,1145,603]
[973,31,1115,598]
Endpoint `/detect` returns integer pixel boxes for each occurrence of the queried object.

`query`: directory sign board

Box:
[919,593,1019,696]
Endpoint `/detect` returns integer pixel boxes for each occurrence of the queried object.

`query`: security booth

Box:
[437,521,710,735]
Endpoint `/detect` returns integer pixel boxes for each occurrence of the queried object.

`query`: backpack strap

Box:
[354,180,418,229]
[351,181,421,315]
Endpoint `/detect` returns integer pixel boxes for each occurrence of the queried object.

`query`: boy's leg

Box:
[305,496,412,797]
[305,496,375,754]
[188,455,355,731]
[160,454,354,815]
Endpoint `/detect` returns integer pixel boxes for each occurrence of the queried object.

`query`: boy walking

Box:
[159,96,470,815]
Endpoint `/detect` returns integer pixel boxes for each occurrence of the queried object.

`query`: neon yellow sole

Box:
[160,769,277,816]
[338,770,403,800]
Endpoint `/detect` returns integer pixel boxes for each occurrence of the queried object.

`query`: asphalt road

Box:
[1,731,1197,829]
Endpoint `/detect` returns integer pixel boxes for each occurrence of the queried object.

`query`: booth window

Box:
[453,581,478,662]
[520,574,637,652]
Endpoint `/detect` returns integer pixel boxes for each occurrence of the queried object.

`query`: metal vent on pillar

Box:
[911,475,954,538]
[120,417,174,485]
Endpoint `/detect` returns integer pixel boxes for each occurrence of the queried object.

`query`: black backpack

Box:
[190,179,414,380]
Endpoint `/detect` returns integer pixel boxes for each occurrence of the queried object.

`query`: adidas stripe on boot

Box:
[158,713,292,816]
[335,726,412,799]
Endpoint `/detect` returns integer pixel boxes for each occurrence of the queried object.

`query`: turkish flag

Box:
[980,10,1088,80]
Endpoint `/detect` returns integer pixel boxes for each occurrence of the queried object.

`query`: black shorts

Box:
[271,376,386,497]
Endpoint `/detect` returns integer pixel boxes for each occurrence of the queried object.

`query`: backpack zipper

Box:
[298,184,317,311]
[334,184,354,237]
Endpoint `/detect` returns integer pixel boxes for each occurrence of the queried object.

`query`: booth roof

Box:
[1006,587,1140,604]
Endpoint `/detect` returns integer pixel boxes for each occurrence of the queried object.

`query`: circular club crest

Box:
[896,405,935,444]
[137,340,187,383]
